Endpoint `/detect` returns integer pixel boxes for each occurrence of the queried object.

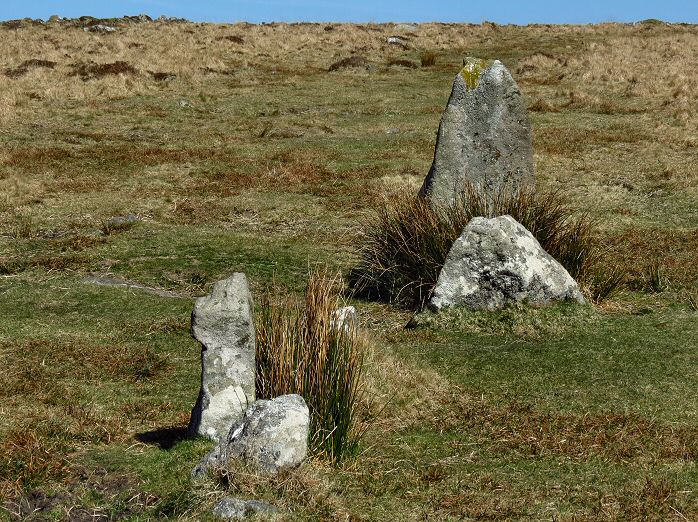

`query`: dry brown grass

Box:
[420,51,437,67]
[387,58,418,69]
[328,55,369,71]
[1,21,694,124]
[0,336,171,500]
[0,339,169,398]
[606,226,698,289]
[256,269,365,462]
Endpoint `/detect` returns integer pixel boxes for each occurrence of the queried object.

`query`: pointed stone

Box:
[430,216,585,311]
[188,273,256,441]
[419,57,534,206]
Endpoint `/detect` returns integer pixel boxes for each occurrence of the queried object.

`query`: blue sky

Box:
[1,1,696,24]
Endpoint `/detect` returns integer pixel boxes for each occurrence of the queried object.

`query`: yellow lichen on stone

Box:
[460,57,493,90]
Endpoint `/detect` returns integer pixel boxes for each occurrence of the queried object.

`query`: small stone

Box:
[212,497,278,520]
[331,306,357,333]
[430,216,585,311]
[188,274,256,441]
[387,35,410,48]
[419,57,534,206]
[193,394,309,477]
[103,213,138,230]
[84,24,117,33]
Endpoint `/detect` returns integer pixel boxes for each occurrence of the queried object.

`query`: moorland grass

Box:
[0,18,696,521]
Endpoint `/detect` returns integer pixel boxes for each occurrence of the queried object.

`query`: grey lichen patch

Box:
[459,57,493,90]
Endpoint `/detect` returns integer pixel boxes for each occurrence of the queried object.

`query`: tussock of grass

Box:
[645,259,669,293]
[350,184,607,309]
[420,51,437,67]
[4,59,57,79]
[72,61,138,80]
[328,56,369,72]
[256,269,365,462]
[387,58,418,69]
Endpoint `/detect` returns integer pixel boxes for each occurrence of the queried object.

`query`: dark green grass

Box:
[396,303,698,423]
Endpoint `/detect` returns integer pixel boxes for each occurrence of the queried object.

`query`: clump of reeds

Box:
[645,260,668,293]
[255,269,364,463]
[350,183,613,309]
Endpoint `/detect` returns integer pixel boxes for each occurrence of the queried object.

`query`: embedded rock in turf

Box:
[331,305,357,333]
[193,394,309,477]
[188,273,256,441]
[419,57,534,206]
[212,497,279,520]
[430,216,585,311]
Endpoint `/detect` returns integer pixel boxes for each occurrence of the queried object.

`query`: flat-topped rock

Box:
[419,57,534,206]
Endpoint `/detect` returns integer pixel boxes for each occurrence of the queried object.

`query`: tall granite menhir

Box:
[188,273,256,441]
[420,57,534,205]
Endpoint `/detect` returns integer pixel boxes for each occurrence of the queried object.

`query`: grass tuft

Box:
[645,260,669,293]
[255,269,365,462]
[328,56,369,72]
[585,265,626,304]
[420,51,437,67]
[72,61,138,80]
[387,58,418,69]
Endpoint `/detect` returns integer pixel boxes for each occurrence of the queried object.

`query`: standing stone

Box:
[419,57,534,206]
[430,216,585,311]
[193,394,309,477]
[188,273,256,441]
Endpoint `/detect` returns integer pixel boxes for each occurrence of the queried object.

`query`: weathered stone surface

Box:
[103,213,138,230]
[188,273,256,441]
[430,216,585,311]
[331,306,357,333]
[193,394,309,477]
[419,57,534,206]
[387,35,410,48]
[84,24,117,32]
[212,497,278,520]
[83,274,181,299]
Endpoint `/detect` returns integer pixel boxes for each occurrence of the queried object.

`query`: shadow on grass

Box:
[135,426,188,450]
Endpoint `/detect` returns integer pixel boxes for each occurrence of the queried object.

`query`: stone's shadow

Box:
[135,426,188,450]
